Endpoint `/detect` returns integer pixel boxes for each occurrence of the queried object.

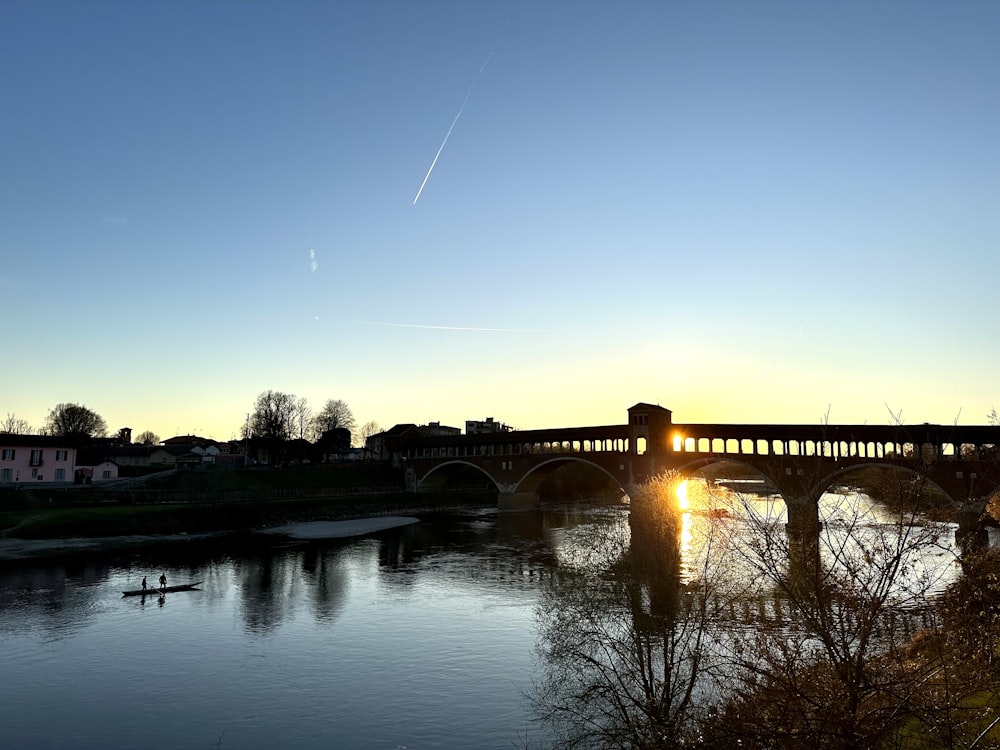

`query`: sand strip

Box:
[261,517,419,540]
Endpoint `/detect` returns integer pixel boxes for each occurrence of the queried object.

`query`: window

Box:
[29,450,43,466]
[1,449,13,461]
[0,468,11,481]
[56,450,68,461]
[55,468,65,481]
[102,470,112,479]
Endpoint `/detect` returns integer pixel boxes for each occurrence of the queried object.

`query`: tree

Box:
[358,420,382,447]
[135,430,160,445]
[533,473,722,749]
[292,397,312,441]
[249,390,298,442]
[704,467,958,749]
[44,403,107,440]
[313,399,355,442]
[1,413,32,434]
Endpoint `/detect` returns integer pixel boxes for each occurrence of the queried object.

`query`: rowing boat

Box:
[121,581,204,597]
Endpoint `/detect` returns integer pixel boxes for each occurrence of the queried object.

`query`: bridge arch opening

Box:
[813,463,960,518]
[515,457,626,502]
[416,460,500,494]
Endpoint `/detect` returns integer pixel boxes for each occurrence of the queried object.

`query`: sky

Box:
[3,1,999,441]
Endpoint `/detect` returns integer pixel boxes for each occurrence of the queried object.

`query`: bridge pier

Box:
[783,495,822,589]
[498,491,541,511]
[784,495,821,536]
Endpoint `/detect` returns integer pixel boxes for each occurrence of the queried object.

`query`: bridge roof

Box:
[672,422,1000,444]
[395,424,628,447]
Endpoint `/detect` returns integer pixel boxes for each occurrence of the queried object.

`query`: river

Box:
[0,507,590,750]
[0,494,975,750]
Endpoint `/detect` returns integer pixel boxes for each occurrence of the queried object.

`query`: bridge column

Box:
[784,495,820,536]
[784,494,822,590]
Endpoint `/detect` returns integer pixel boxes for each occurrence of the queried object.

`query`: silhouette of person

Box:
[141,576,147,591]
[159,573,167,590]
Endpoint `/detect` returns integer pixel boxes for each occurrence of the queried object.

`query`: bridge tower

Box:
[627,403,672,484]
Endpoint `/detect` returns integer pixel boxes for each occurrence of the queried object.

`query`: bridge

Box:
[387,403,1000,532]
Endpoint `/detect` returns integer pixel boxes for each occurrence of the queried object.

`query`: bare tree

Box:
[292,396,312,441]
[1,413,32,434]
[44,403,107,440]
[249,390,298,442]
[134,430,160,445]
[533,472,724,749]
[704,468,959,749]
[358,420,382,447]
[313,399,355,442]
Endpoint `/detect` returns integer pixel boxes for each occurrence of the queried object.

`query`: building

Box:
[0,435,78,485]
[465,417,512,435]
[422,421,461,437]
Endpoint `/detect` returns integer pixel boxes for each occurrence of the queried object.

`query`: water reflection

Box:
[0,511,565,750]
[533,496,712,748]
[533,481,971,748]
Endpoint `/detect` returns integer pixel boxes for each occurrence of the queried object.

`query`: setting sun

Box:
[676,479,690,510]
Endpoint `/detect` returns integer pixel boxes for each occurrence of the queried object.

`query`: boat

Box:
[121,581,204,597]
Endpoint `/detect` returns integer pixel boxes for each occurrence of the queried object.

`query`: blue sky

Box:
[3,1,999,441]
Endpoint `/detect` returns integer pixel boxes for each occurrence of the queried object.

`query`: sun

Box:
[676,479,690,510]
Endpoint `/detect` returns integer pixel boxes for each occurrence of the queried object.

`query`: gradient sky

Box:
[3,1,999,441]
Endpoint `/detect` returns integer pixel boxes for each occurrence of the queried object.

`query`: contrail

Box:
[358,320,548,334]
[412,44,498,205]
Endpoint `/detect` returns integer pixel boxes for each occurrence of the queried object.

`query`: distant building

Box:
[465,417,512,435]
[73,450,120,483]
[422,421,461,437]
[364,424,422,463]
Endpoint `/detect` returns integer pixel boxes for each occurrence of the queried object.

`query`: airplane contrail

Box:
[412,44,499,205]
[358,320,548,333]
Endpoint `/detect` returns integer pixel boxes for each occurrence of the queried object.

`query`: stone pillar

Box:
[784,494,821,590]
[784,495,820,536]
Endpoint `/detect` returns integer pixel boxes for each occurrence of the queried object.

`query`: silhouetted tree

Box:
[292,397,312,440]
[313,399,355,442]
[44,402,107,440]
[533,472,722,749]
[249,390,298,442]
[358,420,382,447]
[135,430,160,445]
[1,412,32,434]
[705,468,958,749]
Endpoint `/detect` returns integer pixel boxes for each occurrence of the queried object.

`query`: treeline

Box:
[3,392,384,449]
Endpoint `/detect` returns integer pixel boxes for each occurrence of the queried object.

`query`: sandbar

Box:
[261,517,420,540]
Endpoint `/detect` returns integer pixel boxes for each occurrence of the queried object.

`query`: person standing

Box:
[141,576,147,592]
[159,573,167,590]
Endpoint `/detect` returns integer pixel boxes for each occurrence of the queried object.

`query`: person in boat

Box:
[159,573,167,590]
[141,576,147,592]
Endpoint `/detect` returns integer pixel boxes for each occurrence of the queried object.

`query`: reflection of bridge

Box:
[389,404,1000,530]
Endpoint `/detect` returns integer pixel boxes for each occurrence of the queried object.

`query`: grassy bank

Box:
[0,464,496,539]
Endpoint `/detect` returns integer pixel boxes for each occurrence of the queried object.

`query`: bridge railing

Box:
[394,425,631,460]
[668,423,1000,463]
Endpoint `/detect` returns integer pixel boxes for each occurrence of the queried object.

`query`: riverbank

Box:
[0,488,497,562]
[0,516,431,562]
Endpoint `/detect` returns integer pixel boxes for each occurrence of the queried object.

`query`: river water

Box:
[0,507,588,750]
[0,495,973,750]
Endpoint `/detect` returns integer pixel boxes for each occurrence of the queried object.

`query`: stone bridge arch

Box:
[813,462,955,506]
[510,456,626,497]
[411,456,627,509]
[411,460,501,494]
